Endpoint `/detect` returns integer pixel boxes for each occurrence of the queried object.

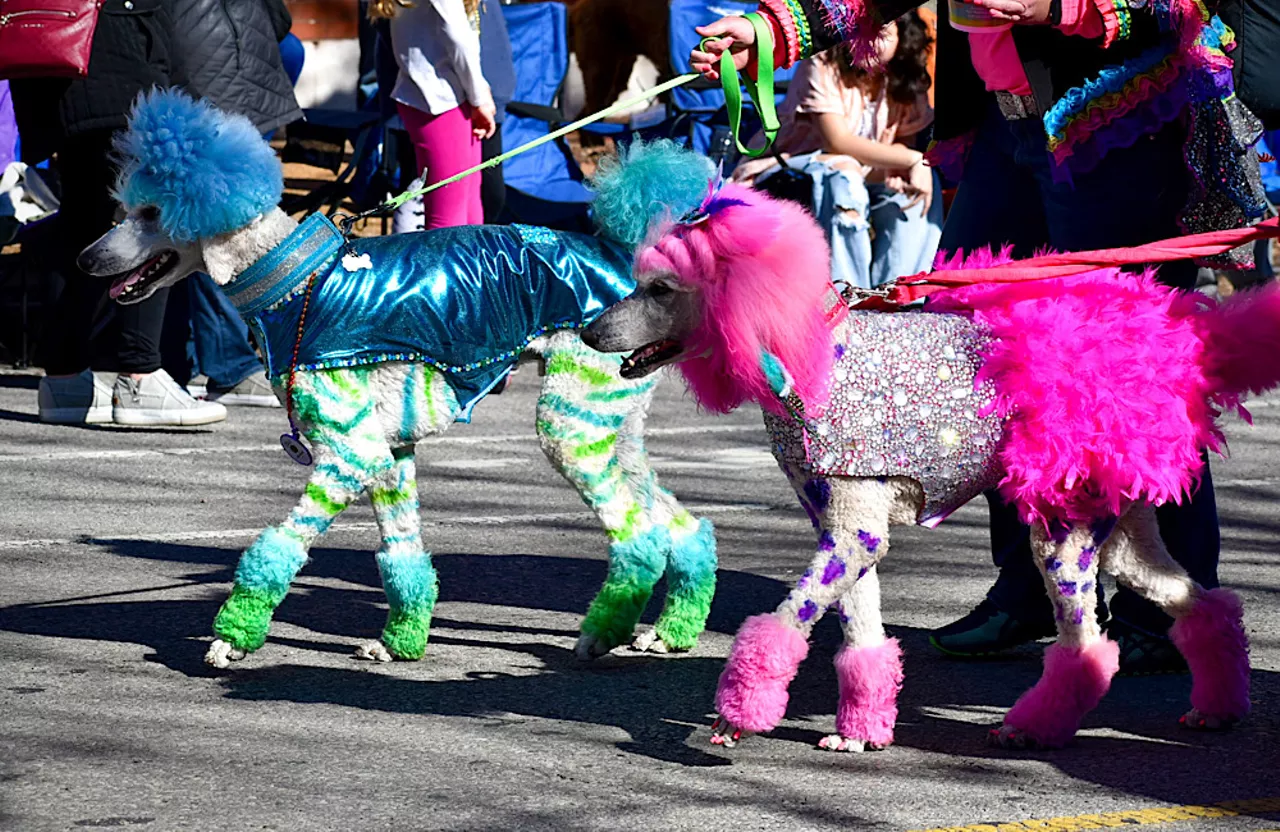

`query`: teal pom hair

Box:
[113,88,283,242]
[588,140,716,249]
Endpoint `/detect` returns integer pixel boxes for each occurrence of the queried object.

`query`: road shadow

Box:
[3,537,1280,810]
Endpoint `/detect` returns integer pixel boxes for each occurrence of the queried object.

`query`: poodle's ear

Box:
[199,229,253,286]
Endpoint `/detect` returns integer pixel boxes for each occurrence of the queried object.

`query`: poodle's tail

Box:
[1198,280,1280,402]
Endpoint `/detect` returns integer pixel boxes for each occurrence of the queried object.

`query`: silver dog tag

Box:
[280,430,313,466]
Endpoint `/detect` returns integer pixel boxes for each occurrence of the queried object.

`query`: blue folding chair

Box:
[667,0,796,164]
[500,1,596,230]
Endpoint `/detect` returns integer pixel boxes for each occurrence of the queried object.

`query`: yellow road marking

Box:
[909,798,1280,832]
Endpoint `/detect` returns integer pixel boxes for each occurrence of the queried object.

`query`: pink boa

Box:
[930,249,1280,529]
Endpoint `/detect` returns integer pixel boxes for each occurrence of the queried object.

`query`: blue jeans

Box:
[802,155,943,289]
[939,104,1219,636]
[161,273,263,390]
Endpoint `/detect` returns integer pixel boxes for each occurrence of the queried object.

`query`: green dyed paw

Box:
[381,608,432,660]
[654,579,716,651]
[581,581,653,652]
[212,586,281,652]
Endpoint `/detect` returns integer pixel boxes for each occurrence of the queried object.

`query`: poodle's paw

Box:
[818,734,889,753]
[709,716,754,748]
[1179,708,1239,732]
[204,639,246,669]
[988,724,1052,750]
[631,629,670,654]
[575,632,614,661]
[355,640,393,662]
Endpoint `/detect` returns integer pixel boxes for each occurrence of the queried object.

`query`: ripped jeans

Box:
[796,153,943,290]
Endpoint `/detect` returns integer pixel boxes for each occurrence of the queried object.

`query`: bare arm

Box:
[810,112,923,170]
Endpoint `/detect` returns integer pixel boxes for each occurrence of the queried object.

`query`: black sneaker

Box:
[1107,618,1188,676]
[929,600,1056,657]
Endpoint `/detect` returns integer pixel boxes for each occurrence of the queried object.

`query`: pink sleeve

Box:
[968,31,1031,96]
[1056,0,1106,39]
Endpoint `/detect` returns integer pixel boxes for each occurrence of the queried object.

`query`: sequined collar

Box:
[224,213,345,317]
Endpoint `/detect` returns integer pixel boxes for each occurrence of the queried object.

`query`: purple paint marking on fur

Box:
[821,556,847,585]
[1058,581,1078,596]
[798,600,819,622]
[858,566,869,579]
[834,343,846,360]
[857,530,881,552]
[1073,608,1086,625]
[1055,605,1066,621]
[1049,519,1071,545]
[1081,581,1094,594]
[1046,557,1063,572]
[819,531,837,552]
[1078,547,1095,571]
[798,568,813,589]
[804,479,832,514]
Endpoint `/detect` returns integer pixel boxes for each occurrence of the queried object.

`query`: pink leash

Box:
[860,216,1280,309]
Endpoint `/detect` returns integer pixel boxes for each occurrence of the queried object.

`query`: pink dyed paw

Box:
[1179,708,1239,732]
[989,724,1053,750]
[714,615,809,734]
[818,734,889,753]
[709,716,753,748]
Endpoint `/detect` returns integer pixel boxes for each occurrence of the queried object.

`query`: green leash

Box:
[336,16,778,233]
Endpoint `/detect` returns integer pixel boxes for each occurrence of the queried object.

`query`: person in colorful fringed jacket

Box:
[692,0,1268,673]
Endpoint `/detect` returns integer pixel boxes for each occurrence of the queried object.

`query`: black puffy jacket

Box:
[169,0,302,135]
[11,0,174,163]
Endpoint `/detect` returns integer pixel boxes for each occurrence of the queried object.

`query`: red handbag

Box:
[0,0,104,80]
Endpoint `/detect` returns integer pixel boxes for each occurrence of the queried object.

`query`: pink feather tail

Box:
[1199,281,1280,401]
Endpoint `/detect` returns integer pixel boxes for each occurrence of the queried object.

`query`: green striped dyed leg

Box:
[355,446,439,662]
[536,333,674,659]
[642,512,717,653]
[613,405,717,654]
[205,367,395,669]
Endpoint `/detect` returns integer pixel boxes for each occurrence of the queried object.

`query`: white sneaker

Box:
[38,370,114,424]
[113,369,227,426]
[206,371,281,407]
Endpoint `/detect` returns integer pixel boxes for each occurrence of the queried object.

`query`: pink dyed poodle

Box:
[582,182,1270,753]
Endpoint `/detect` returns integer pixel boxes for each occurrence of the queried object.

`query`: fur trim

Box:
[1169,588,1251,720]
[833,638,903,746]
[637,184,833,417]
[715,614,810,733]
[1003,638,1120,747]
[817,0,886,68]
[376,549,439,612]
[928,252,1227,529]
[114,88,283,242]
[587,140,716,249]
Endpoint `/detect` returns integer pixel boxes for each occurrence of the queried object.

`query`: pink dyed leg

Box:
[1170,588,1250,729]
[713,614,809,741]
[996,638,1120,748]
[820,638,903,752]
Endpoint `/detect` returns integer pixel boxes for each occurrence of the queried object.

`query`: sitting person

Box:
[732,11,941,292]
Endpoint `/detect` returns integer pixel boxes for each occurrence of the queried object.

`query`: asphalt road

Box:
[3,365,1280,832]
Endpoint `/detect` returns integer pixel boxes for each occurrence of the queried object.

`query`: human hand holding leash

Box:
[690,15,756,79]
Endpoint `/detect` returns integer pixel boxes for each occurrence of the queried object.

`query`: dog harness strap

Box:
[720,12,781,158]
[226,213,345,317]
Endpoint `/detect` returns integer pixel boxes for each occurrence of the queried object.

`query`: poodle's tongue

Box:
[109,251,175,300]
[620,339,683,379]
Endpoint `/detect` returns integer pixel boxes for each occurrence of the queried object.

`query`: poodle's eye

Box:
[648,282,674,298]
[138,205,160,223]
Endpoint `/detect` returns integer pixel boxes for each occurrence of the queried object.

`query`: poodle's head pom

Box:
[114,88,283,243]
[588,139,716,249]
[634,182,835,416]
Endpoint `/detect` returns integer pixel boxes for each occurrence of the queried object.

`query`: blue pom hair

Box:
[588,140,716,250]
[113,88,283,242]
